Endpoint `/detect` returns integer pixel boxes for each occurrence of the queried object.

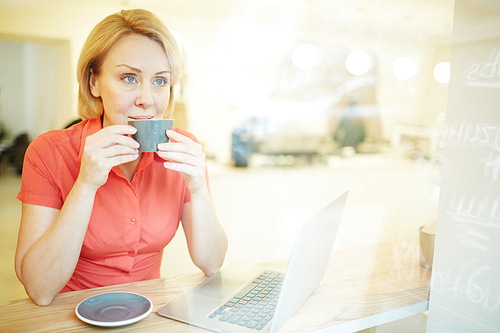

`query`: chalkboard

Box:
[426,1,500,332]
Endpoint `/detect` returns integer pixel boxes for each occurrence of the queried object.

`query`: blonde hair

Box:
[77,9,182,120]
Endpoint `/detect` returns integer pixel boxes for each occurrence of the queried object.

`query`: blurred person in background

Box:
[334,100,366,153]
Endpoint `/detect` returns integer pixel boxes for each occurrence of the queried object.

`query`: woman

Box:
[15,9,227,306]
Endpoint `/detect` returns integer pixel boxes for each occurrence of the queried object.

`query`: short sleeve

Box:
[17,136,64,209]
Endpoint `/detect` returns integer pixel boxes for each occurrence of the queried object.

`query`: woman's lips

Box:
[128,115,154,120]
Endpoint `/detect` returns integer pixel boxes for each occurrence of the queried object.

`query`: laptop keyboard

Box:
[208,270,285,330]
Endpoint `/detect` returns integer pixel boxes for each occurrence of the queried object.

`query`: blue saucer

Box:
[75,292,153,327]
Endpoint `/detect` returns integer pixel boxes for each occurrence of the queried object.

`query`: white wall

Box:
[0,38,72,140]
[0,41,25,138]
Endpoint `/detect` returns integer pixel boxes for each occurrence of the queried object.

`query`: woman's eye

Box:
[154,77,168,86]
[122,75,137,84]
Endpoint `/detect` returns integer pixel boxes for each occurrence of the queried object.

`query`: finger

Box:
[101,144,140,158]
[88,125,136,143]
[107,153,140,166]
[90,152,139,169]
[163,161,204,179]
[108,134,140,149]
[157,151,202,166]
[99,136,140,151]
[165,130,195,144]
[85,143,139,165]
[157,142,206,162]
[157,144,203,156]
[104,124,137,136]
[160,131,203,153]
[87,154,139,179]
[81,145,139,179]
[89,130,140,150]
[84,135,139,165]
[87,124,136,138]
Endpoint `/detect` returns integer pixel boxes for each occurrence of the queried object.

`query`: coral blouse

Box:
[17,117,193,292]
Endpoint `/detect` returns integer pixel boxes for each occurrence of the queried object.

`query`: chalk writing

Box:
[462,48,500,88]
[427,8,500,331]
[456,224,490,252]
[447,193,500,229]
[444,122,500,152]
[391,240,431,285]
[432,260,500,311]
[479,151,500,181]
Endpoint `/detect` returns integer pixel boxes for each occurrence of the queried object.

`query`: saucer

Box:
[75,292,153,327]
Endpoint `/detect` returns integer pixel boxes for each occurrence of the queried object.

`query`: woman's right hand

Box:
[78,125,140,190]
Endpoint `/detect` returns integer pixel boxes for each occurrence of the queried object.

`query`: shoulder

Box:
[28,121,85,151]
[27,130,66,156]
[25,120,89,165]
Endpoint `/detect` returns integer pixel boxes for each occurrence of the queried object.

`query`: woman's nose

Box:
[136,84,154,109]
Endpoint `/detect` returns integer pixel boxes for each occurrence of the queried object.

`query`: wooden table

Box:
[0,238,431,332]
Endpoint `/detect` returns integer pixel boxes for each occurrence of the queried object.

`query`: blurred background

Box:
[0,1,455,329]
[0,0,453,162]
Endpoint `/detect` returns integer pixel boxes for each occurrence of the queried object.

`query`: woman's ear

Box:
[89,68,100,98]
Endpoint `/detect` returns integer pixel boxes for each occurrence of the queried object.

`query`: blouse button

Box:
[131,218,137,224]
[129,251,136,257]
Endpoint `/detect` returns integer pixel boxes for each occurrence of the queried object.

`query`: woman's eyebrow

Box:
[117,64,141,72]
[117,64,171,76]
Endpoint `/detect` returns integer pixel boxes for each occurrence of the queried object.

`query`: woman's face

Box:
[90,33,172,127]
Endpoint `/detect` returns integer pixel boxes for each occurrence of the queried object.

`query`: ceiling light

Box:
[433,62,450,84]
[392,56,417,80]
[346,51,372,76]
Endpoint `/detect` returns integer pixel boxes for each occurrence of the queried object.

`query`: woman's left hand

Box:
[157,130,207,193]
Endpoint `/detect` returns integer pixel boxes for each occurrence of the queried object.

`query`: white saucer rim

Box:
[75,291,153,327]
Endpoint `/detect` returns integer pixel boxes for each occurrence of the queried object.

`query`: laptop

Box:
[157,191,348,332]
